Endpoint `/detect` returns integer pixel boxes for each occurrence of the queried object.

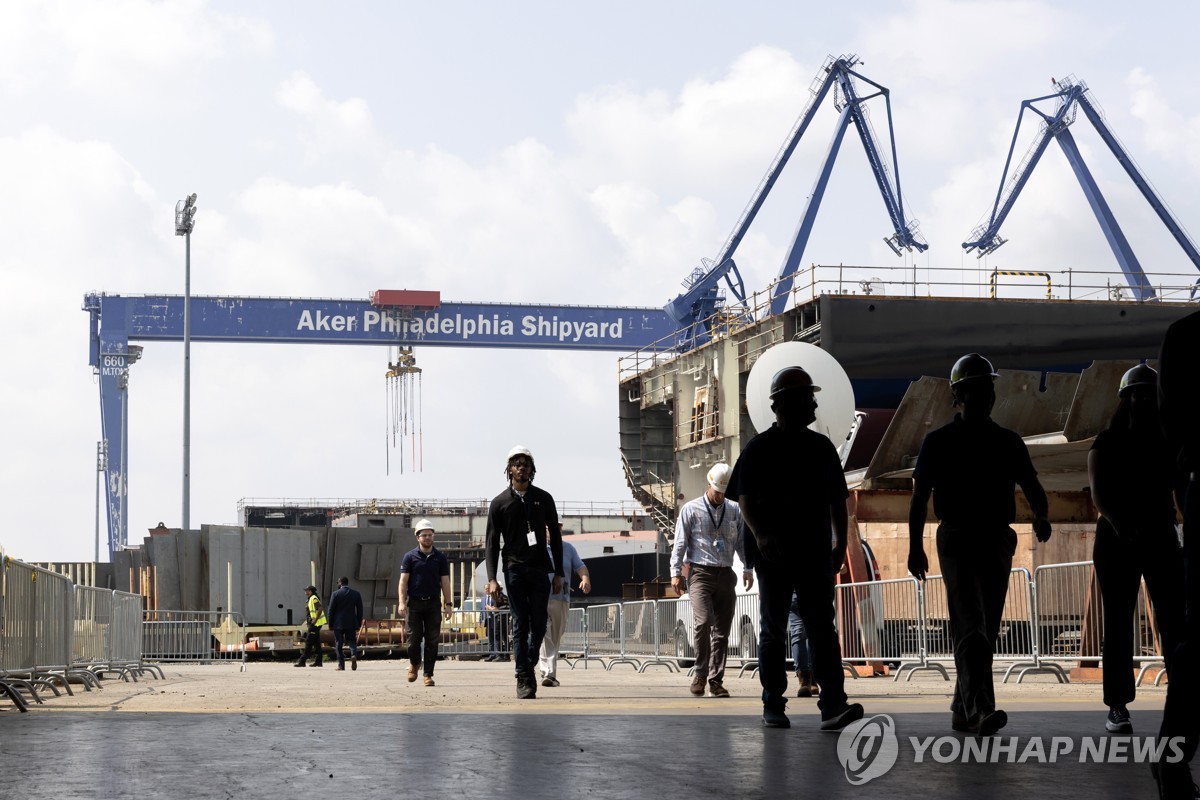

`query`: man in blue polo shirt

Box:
[399,518,453,687]
[538,537,590,687]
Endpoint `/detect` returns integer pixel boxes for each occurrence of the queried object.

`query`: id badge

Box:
[526,530,537,546]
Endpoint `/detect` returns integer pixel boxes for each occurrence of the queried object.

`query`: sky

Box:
[3,0,1199,562]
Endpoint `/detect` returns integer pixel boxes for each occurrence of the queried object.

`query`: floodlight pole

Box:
[175,194,197,532]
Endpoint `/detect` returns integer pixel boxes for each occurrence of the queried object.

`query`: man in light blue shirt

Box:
[538,537,591,687]
[670,463,753,697]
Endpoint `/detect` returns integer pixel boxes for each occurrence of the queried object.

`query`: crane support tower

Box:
[84,291,674,558]
[962,75,1200,301]
[664,54,927,348]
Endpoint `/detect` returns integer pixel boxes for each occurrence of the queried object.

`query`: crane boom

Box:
[963,77,1200,301]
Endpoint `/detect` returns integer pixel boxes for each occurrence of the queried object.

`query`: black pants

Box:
[1162,479,1200,763]
[937,523,1015,722]
[1093,521,1183,708]
[302,625,323,663]
[406,598,442,675]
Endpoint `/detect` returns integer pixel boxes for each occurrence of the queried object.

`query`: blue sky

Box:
[2,0,1198,561]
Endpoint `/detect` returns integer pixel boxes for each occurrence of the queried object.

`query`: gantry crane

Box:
[664,54,927,347]
[962,75,1200,301]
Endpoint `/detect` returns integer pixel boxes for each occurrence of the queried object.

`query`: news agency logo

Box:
[836,713,1188,786]
[837,714,899,785]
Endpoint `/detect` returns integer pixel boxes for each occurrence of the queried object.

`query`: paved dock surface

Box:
[0,660,1175,799]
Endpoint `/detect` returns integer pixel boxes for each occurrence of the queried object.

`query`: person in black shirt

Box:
[728,365,864,732]
[485,445,564,699]
[908,352,1051,737]
[399,518,453,687]
[1156,311,1200,799]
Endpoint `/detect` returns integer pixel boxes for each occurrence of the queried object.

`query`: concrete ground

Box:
[0,657,1178,799]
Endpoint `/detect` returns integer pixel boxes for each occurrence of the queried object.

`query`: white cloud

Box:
[276,71,383,163]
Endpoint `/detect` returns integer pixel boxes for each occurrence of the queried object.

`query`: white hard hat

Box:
[706,463,732,493]
[507,445,533,461]
[414,518,435,534]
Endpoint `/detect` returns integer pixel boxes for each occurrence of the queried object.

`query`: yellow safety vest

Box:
[307,594,327,627]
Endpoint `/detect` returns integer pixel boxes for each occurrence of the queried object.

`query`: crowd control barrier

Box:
[142,610,249,670]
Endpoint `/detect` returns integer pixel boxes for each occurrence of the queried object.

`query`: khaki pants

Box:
[538,598,569,679]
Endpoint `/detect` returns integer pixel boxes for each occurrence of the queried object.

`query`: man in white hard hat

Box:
[485,446,564,699]
[399,518,453,687]
[671,462,752,697]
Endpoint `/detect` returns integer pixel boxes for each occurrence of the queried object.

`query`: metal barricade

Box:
[622,599,677,673]
[0,557,76,701]
[113,591,158,678]
[559,606,589,667]
[583,603,624,669]
[142,610,248,670]
[1031,561,1100,679]
[835,576,928,680]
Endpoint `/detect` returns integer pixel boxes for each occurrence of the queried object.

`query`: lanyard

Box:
[704,496,725,532]
[513,488,534,533]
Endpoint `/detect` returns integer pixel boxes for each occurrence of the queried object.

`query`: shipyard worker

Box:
[326,577,365,672]
[399,518,453,687]
[1155,310,1200,799]
[485,445,564,699]
[1089,365,1183,737]
[907,352,1051,737]
[295,584,327,668]
[537,536,591,687]
[727,366,864,731]
[670,462,753,698]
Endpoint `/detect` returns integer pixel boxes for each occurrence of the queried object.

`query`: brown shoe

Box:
[689,676,706,696]
[407,664,418,683]
[708,680,730,698]
[423,675,435,687]
[796,671,815,698]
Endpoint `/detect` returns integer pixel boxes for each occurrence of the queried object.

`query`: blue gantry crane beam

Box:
[84,291,675,558]
[663,54,927,346]
[962,76,1200,301]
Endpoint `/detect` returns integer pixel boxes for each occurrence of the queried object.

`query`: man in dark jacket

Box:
[485,445,564,699]
[326,577,364,672]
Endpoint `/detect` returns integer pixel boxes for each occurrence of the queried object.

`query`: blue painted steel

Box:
[770,105,854,314]
[666,54,927,341]
[85,292,675,559]
[963,78,1200,297]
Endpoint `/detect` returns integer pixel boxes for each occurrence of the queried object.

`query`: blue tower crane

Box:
[663,54,928,347]
[962,76,1200,301]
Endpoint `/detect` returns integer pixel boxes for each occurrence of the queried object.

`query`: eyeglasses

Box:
[510,459,531,467]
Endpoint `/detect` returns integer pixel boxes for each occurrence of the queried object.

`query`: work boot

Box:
[309,658,323,667]
[689,675,706,696]
[973,709,1008,737]
[708,680,730,698]
[762,706,790,728]
[293,659,306,667]
[796,671,815,698]
[407,664,419,683]
[423,675,435,687]
[516,675,537,700]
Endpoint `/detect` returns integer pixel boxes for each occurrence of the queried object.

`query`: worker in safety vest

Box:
[295,584,328,667]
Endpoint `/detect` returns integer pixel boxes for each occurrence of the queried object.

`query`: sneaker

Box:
[517,677,537,700]
[423,675,435,687]
[1106,705,1133,734]
[308,661,323,667]
[541,676,560,688]
[293,661,306,668]
[484,655,498,662]
[708,680,730,698]
[406,664,418,683]
[351,656,358,671]
[820,702,865,731]
[689,676,707,696]
[973,709,1008,737]
[762,706,791,728]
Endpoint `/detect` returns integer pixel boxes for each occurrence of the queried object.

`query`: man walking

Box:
[670,462,753,698]
[294,584,326,668]
[326,577,364,672]
[399,518,453,687]
[907,353,1051,737]
[727,366,863,731]
[538,537,590,687]
[485,445,564,699]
